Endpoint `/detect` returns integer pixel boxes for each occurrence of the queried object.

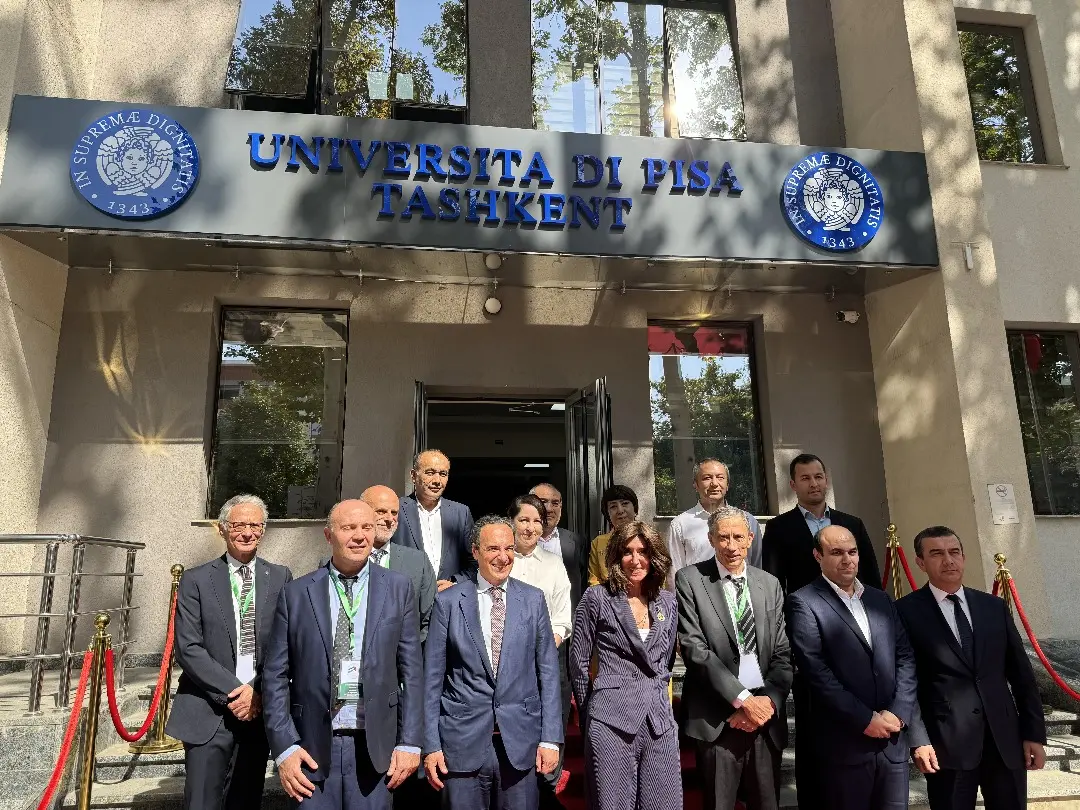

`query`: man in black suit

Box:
[391,449,475,590]
[788,524,917,810]
[166,494,292,810]
[762,453,883,809]
[899,526,1046,810]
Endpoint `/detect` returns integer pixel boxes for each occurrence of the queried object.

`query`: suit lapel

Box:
[917,585,972,671]
[209,557,237,661]
[460,585,495,683]
[865,591,890,666]
[254,558,272,662]
[306,567,333,669]
[701,559,739,651]
[498,579,527,682]
[401,497,421,550]
[440,501,456,580]
[747,568,771,667]
[613,591,656,674]
[643,597,668,665]
[361,564,387,659]
[963,587,986,669]
[814,577,872,654]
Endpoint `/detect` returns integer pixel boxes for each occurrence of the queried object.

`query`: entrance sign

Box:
[0,95,939,265]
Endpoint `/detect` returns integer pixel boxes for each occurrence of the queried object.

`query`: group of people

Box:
[167,449,1048,810]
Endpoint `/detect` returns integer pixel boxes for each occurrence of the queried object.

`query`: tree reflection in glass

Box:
[598,2,664,136]
[226,0,319,97]
[666,7,745,140]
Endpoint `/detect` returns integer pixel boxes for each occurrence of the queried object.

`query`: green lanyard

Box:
[230,569,256,617]
[332,575,367,650]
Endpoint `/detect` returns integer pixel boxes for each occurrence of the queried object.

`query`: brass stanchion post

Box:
[994,553,1014,617]
[130,564,184,754]
[886,523,904,601]
[77,613,110,810]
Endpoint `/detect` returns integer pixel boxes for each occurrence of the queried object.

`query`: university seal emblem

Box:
[781,152,883,253]
[70,110,200,219]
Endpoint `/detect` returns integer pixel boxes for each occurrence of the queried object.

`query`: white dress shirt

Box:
[225,553,256,684]
[667,502,763,583]
[538,527,562,557]
[929,583,973,642]
[824,576,872,648]
[418,499,443,576]
[510,545,573,641]
[719,562,756,706]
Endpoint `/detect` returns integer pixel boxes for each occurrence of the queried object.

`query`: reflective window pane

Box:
[321,0,395,117]
[1007,331,1080,514]
[209,310,348,520]
[532,0,601,132]
[598,2,664,136]
[398,0,468,106]
[226,0,318,97]
[648,323,766,517]
[667,7,745,139]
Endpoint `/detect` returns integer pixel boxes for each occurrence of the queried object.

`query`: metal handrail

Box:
[0,534,145,713]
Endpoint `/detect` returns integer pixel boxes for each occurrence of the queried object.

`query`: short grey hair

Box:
[217,494,268,526]
[529,483,562,498]
[693,458,730,480]
[470,515,514,550]
[707,504,751,535]
[412,449,449,472]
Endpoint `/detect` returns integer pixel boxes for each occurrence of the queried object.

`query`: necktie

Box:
[947,593,974,660]
[331,575,357,702]
[370,547,386,567]
[238,565,255,658]
[490,586,505,676]
[731,577,758,657]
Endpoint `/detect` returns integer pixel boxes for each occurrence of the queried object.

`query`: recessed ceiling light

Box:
[524,463,550,469]
[550,403,566,411]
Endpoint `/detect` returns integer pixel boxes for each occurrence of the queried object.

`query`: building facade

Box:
[0,0,1076,658]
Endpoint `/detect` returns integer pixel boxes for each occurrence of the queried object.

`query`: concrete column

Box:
[834,0,1052,631]
[731,0,800,145]
[467,0,533,128]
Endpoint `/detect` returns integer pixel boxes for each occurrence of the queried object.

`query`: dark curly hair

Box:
[604,521,671,602]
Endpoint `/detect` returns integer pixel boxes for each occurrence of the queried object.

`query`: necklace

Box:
[629,597,650,629]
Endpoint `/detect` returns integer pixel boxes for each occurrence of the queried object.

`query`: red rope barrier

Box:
[36,651,93,810]
[992,577,1001,597]
[1007,578,1080,703]
[104,594,177,742]
[881,546,893,591]
[894,545,918,592]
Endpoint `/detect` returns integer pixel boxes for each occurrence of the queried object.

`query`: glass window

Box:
[208,309,348,520]
[533,0,744,138]
[226,0,467,118]
[648,323,766,517]
[1006,331,1080,515]
[957,23,1045,163]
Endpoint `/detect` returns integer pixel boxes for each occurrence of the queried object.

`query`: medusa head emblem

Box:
[802,167,864,232]
[96,127,174,196]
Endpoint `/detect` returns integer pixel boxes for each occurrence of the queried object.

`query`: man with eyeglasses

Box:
[167,494,293,810]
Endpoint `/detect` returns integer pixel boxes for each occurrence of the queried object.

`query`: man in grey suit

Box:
[361,485,436,642]
[166,494,292,810]
[391,449,475,589]
[676,505,793,810]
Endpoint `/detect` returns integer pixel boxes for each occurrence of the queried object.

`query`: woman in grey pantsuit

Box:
[569,521,682,810]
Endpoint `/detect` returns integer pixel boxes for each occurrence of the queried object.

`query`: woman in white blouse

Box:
[506,494,573,646]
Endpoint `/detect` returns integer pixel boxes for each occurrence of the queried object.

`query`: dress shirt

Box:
[667,502,762,581]
[510,545,573,641]
[418,499,443,577]
[824,576,872,649]
[225,553,256,684]
[928,582,973,643]
[476,574,559,753]
[799,505,832,540]
[718,562,754,706]
[538,527,562,557]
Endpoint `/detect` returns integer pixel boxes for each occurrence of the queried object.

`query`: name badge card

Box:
[338,659,362,702]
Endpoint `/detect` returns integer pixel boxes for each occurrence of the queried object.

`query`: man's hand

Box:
[436,580,455,592]
[863,712,895,739]
[912,745,940,774]
[1024,741,1046,770]
[536,746,559,775]
[424,751,448,789]
[879,710,903,733]
[386,749,421,790]
[227,684,256,721]
[278,747,318,800]
[727,707,759,733]
[740,696,774,728]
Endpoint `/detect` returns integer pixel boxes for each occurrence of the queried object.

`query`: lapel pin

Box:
[656,609,665,623]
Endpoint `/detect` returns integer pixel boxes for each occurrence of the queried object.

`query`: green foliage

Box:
[959,29,1036,163]
[420,0,467,101]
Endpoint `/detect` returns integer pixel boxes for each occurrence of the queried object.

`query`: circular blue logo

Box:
[781,152,884,253]
[69,110,199,219]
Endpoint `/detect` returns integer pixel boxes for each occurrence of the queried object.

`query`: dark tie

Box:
[370,547,386,567]
[490,586,505,675]
[947,593,974,660]
[238,565,255,658]
[731,577,758,657]
[331,575,357,702]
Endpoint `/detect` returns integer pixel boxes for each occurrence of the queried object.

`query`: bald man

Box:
[361,486,436,642]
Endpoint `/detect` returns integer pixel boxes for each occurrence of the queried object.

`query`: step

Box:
[1047,709,1080,738]
[62,775,291,810]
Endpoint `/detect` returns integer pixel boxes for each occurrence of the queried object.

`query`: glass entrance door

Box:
[564,377,613,541]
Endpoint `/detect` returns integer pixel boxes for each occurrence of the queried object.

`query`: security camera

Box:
[484,296,502,315]
[836,310,861,324]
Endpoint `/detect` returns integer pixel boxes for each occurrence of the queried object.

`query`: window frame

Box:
[647,318,768,518]
[205,305,351,520]
[956,21,1046,165]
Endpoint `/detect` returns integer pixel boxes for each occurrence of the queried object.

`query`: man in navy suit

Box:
[899,526,1045,810]
[423,515,563,810]
[787,524,918,810]
[391,449,475,590]
[263,499,423,809]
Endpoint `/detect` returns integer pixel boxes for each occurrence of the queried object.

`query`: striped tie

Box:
[370,547,386,567]
[732,577,757,657]
[238,565,255,657]
[490,586,505,676]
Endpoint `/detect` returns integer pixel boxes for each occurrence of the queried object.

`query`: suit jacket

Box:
[262,563,423,779]
[167,555,292,745]
[898,584,1046,770]
[569,585,677,737]
[386,543,437,643]
[787,576,917,765]
[675,560,793,749]
[391,494,475,582]
[762,506,882,597]
[554,528,588,610]
[423,576,563,773]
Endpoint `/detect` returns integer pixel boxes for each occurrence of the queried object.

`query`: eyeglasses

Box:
[225,521,266,533]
